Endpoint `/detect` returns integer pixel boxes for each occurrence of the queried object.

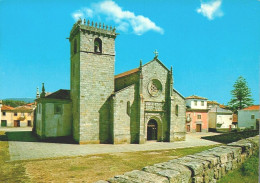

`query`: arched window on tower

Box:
[73,39,77,54]
[94,38,102,53]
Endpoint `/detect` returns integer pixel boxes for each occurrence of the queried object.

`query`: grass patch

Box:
[24,145,220,182]
[217,150,259,183]
[202,130,259,144]
[0,131,30,182]
[69,166,90,171]
[0,130,220,183]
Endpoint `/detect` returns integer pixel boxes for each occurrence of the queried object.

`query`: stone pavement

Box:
[4,128,220,161]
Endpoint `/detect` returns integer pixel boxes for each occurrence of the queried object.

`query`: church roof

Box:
[115,68,139,79]
[44,89,70,100]
[173,88,185,99]
[143,58,170,72]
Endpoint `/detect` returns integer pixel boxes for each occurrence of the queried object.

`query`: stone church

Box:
[35,19,186,144]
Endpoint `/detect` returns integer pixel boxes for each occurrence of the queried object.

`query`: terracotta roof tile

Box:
[186,95,207,100]
[25,102,35,106]
[207,101,219,105]
[1,105,14,111]
[219,104,227,109]
[115,68,139,79]
[242,105,260,111]
[13,106,33,113]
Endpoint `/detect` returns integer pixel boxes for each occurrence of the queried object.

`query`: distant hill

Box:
[3,98,35,103]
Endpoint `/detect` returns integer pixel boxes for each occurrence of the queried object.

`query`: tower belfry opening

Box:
[94,38,102,53]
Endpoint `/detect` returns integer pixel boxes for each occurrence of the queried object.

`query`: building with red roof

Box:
[1,104,34,127]
[238,105,260,130]
[185,95,209,132]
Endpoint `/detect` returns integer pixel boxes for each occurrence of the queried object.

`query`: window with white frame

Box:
[194,100,197,106]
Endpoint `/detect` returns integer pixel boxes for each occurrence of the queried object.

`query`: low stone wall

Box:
[96,135,259,183]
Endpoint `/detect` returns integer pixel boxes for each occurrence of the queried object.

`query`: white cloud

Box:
[71,0,164,35]
[196,0,224,20]
[72,11,84,21]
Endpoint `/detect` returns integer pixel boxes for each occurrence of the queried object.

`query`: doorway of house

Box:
[147,119,158,140]
[1,120,7,127]
[187,125,190,132]
[14,120,20,127]
[196,124,202,132]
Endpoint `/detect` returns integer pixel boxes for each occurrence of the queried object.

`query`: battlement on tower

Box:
[70,19,119,40]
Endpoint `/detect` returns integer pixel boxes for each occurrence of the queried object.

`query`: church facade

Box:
[35,20,186,144]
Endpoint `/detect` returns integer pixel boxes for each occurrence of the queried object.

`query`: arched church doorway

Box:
[147,119,158,140]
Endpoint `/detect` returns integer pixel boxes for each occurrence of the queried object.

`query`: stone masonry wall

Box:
[96,135,259,183]
[113,85,135,144]
[170,92,186,142]
[141,60,169,143]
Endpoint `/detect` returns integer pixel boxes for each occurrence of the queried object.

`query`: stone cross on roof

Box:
[153,49,158,58]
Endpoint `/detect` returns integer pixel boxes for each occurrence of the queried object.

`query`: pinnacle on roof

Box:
[70,18,118,38]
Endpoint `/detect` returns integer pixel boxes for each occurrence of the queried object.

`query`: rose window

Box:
[148,79,162,97]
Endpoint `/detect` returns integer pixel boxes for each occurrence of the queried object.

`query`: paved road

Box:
[2,128,220,161]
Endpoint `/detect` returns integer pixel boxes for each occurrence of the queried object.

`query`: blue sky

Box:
[0,0,259,105]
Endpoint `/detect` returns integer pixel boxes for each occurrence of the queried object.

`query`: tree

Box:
[2,100,27,107]
[228,76,254,113]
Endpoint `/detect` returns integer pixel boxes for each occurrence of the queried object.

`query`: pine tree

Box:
[228,76,254,113]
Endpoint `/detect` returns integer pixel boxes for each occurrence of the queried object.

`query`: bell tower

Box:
[70,19,118,144]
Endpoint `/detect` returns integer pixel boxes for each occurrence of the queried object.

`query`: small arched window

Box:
[127,101,131,116]
[175,105,179,116]
[94,38,102,53]
[73,39,77,54]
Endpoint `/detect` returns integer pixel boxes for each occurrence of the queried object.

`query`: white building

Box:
[207,101,234,131]
[186,95,208,110]
[238,105,260,130]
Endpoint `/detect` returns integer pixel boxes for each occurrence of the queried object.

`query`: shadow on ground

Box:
[201,130,259,144]
[0,131,76,144]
